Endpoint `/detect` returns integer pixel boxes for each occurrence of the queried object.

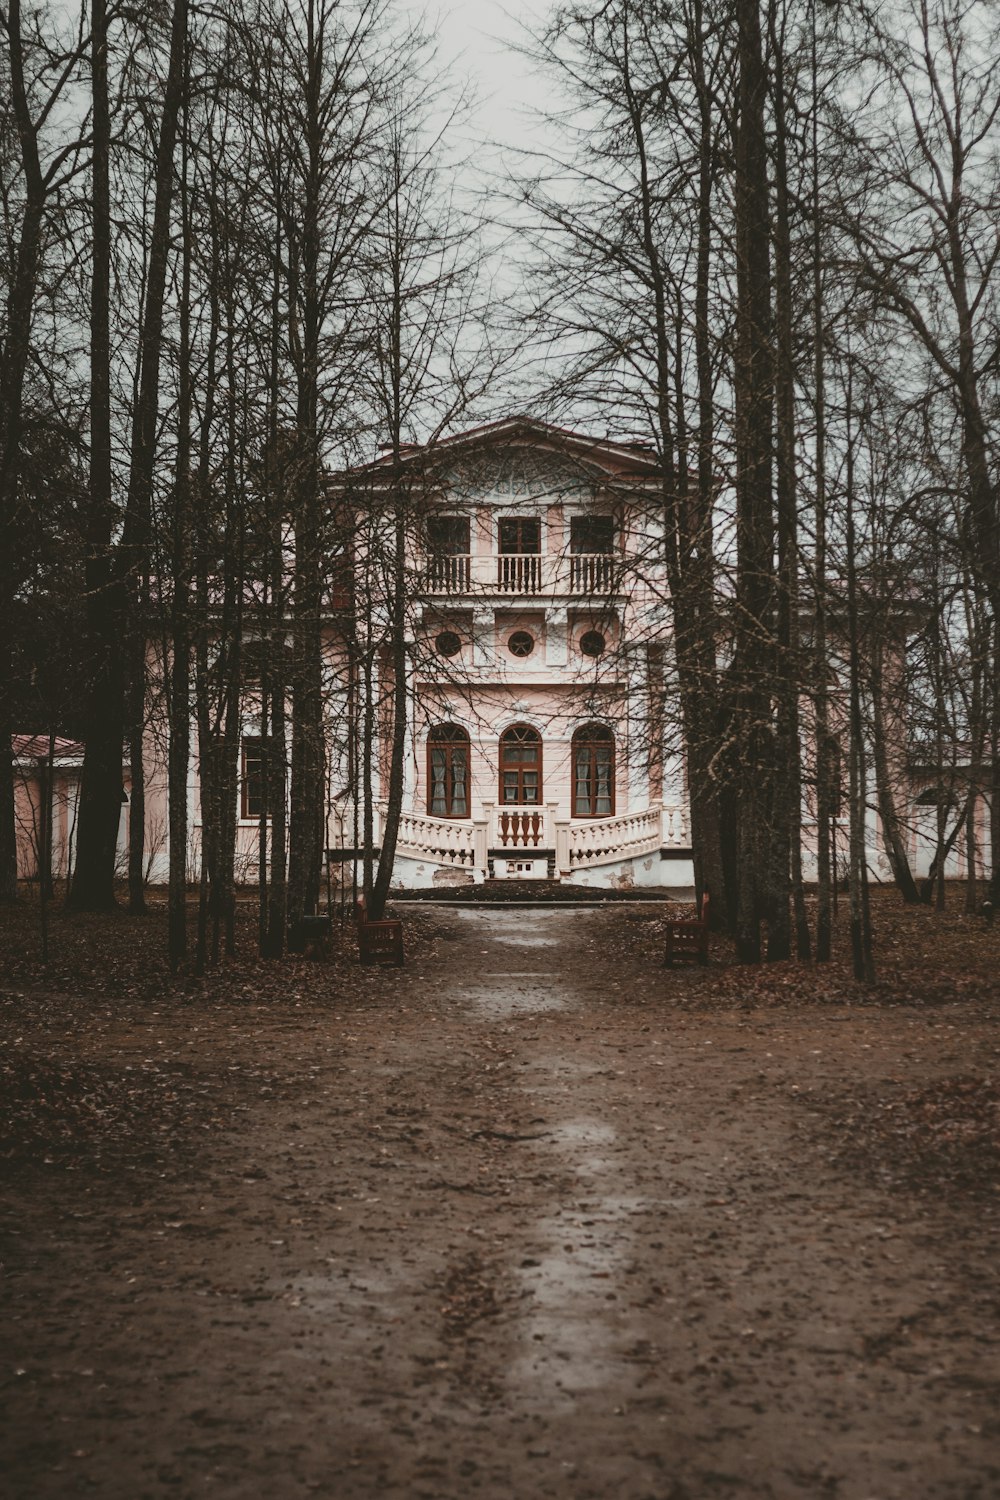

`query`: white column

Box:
[402,653,417,807]
[473,815,489,882]
[625,644,649,812]
[554,813,570,877]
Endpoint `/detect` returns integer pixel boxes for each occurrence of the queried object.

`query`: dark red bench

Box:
[355,895,404,967]
[664,892,710,967]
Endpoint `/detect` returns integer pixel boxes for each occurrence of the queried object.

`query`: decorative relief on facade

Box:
[446,453,591,501]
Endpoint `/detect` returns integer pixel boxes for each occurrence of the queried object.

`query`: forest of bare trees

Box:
[2,0,998,979]
[518,0,999,973]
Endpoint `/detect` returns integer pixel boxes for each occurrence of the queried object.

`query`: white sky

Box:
[411,0,552,163]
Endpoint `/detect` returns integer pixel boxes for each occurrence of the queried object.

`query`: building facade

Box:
[342,416,693,888]
[12,417,992,893]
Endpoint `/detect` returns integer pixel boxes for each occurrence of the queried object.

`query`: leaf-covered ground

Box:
[1,888,998,1499]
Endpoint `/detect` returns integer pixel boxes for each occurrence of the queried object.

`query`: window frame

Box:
[571,724,616,818]
[498,516,541,554]
[569,514,615,554]
[427,723,471,819]
[427,514,471,555]
[241,737,268,821]
[499,724,543,805]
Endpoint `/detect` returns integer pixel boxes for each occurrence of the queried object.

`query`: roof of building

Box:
[342,414,664,485]
[12,735,86,762]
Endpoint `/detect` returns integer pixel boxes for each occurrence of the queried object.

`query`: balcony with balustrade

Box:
[420,550,619,598]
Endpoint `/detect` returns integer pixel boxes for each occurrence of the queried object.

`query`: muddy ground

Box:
[2,900,999,1499]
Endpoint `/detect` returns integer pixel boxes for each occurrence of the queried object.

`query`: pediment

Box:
[444,448,591,502]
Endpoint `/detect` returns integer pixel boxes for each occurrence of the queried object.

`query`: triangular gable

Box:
[338,415,662,494]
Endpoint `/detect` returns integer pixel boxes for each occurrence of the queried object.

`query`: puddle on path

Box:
[492,933,559,947]
[462,979,567,1019]
[510,1181,653,1402]
[545,1120,617,1148]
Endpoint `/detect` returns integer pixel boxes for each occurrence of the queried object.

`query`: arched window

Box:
[499,725,542,805]
[572,724,615,817]
[427,724,470,818]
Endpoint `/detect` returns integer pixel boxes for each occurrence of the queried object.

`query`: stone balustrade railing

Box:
[493,803,551,848]
[567,807,661,867]
[386,799,690,876]
[393,809,476,867]
[420,552,618,597]
[659,802,690,848]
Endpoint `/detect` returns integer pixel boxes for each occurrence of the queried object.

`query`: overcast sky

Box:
[412,0,551,163]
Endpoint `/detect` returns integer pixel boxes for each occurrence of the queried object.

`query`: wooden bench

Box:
[355,895,405,967]
[664,892,710,967]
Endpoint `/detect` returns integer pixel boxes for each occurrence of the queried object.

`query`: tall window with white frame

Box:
[241,738,266,820]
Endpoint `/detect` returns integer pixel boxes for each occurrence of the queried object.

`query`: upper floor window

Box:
[570,515,614,553]
[499,516,540,554]
[428,723,470,818]
[426,516,470,591]
[428,515,470,553]
[570,516,616,591]
[572,724,615,817]
[498,518,541,592]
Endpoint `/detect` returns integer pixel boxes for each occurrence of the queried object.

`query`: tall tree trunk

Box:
[70,0,122,910]
[371,505,409,921]
[122,0,190,914]
[262,172,287,960]
[844,378,874,982]
[870,653,920,904]
[732,0,775,963]
[72,0,189,910]
[767,5,805,961]
[621,5,725,924]
[0,0,47,903]
[286,0,327,935]
[167,96,193,971]
[810,1,833,961]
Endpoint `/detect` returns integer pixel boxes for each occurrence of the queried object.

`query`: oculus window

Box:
[435,630,462,658]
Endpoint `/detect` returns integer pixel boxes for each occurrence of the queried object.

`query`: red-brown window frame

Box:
[571,724,615,817]
[498,516,541,554]
[427,724,471,819]
[499,724,543,805]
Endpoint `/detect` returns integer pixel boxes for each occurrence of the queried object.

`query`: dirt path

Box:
[3,905,999,1499]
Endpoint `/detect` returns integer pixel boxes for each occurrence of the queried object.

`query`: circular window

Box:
[508,630,535,658]
[580,630,606,657]
[435,630,462,658]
